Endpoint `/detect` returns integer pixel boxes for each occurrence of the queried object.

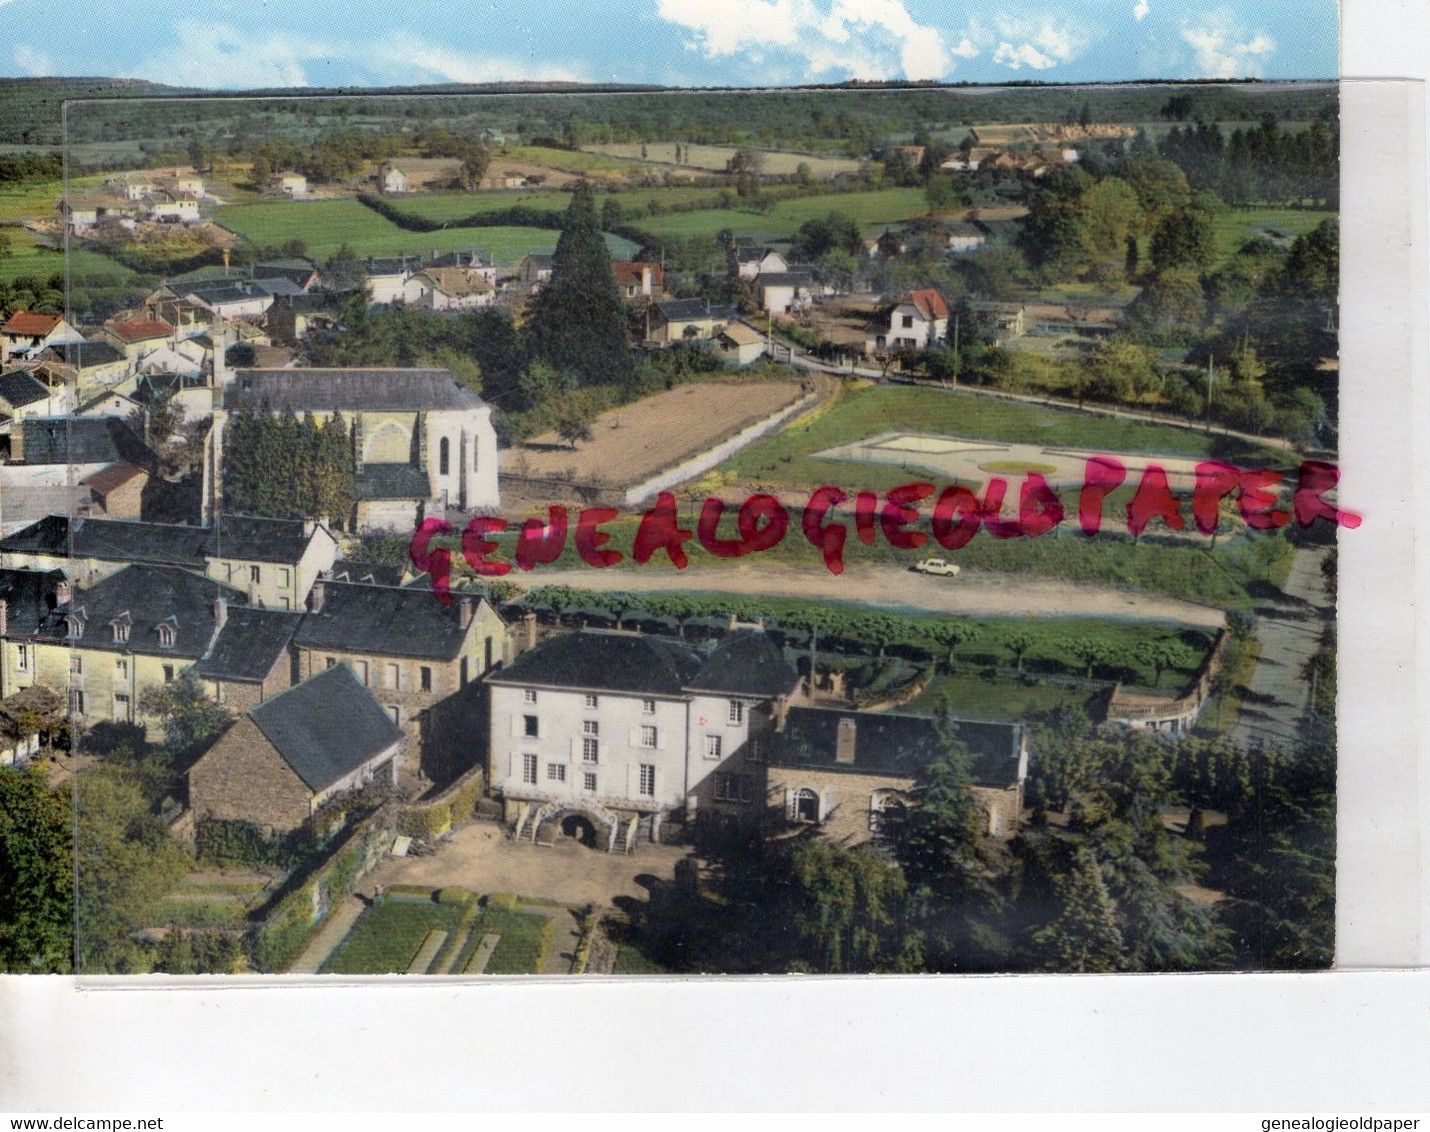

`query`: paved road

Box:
[1229,547,1332,749]
[519,560,1227,629]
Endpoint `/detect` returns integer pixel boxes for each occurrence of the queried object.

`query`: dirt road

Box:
[519,560,1226,629]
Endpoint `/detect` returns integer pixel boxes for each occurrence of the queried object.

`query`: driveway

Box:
[1229,547,1332,749]
[525,560,1226,629]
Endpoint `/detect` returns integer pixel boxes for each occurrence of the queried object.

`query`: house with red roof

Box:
[0,312,83,358]
[612,261,666,301]
[871,288,949,352]
[99,319,178,360]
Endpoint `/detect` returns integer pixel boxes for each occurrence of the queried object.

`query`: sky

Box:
[0,0,1337,89]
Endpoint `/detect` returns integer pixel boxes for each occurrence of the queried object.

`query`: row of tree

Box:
[222,409,356,523]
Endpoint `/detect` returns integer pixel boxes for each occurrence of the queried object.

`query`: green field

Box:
[1211,207,1335,266]
[628,186,931,241]
[215,198,638,263]
[386,184,736,225]
[498,144,656,177]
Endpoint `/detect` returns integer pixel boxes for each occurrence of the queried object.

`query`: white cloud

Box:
[655,0,956,81]
[989,15,1090,70]
[1181,9,1276,78]
[1134,0,1150,22]
[122,21,588,90]
[13,44,53,77]
[992,42,1057,69]
[951,36,979,59]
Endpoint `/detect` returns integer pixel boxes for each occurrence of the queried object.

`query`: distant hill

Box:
[0,77,192,146]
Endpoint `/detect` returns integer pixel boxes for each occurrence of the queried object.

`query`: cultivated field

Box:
[628,186,930,241]
[385,184,729,224]
[503,378,810,492]
[583,142,865,178]
[214,198,638,263]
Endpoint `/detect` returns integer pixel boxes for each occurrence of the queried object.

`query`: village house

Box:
[646,299,739,346]
[187,663,404,834]
[968,300,1028,344]
[764,708,1029,844]
[0,684,62,768]
[0,370,73,430]
[251,258,323,293]
[169,174,205,197]
[377,158,462,194]
[99,319,178,360]
[0,566,67,701]
[181,281,274,322]
[0,514,339,612]
[80,460,148,519]
[0,562,244,730]
[266,294,338,346]
[487,628,800,849]
[30,341,132,396]
[4,415,156,483]
[946,221,986,253]
[410,267,496,311]
[871,288,949,352]
[190,605,303,713]
[272,171,308,198]
[362,256,424,306]
[716,321,766,367]
[1,312,84,357]
[611,261,666,301]
[758,271,815,315]
[734,247,789,280]
[517,253,555,294]
[292,577,506,780]
[217,367,500,531]
[145,192,201,224]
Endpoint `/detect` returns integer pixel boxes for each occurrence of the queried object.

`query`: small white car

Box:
[912,557,961,577]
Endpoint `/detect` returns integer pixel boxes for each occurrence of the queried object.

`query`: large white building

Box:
[486,628,801,849]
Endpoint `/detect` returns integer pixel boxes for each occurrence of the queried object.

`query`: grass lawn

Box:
[612,938,672,975]
[321,896,470,975]
[903,673,1103,719]
[215,198,637,263]
[629,186,930,242]
[1210,208,1335,267]
[385,185,734,225]
[719,382,1245,493]
[322,893,554,975]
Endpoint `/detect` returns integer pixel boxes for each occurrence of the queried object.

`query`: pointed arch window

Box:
[439,436,450,475]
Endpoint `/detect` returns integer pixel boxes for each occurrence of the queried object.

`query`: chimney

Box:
[55,579,71,606]
[0,598,8,637]
[459,596,475,630]
[212,596,228,634]
[301,518,315,538]
[523,611,537,651]
[835,716,857,764]
[310,578,326,613]
[772,694,791,733]
[641,265,652,296]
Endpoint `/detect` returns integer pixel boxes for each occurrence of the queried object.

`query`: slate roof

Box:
[251,277,306,299]
[757,272,814,288]
[193,606,302,683]
[294,579,489,661]
[654,299,738,323]
[489,630,704,697]
[0,567,67,634]
[685,629,799,697]
[38,341,127,369]
[0,370,51,410]
[768,707,1026,788]
[248,664,403,793]
[19,417,154,467]
[225,367,483,412]
[355,463,432,501]
[735,246,779,263]
[183,282,271,307]
[31,564,244,659]
[0,514,321,567]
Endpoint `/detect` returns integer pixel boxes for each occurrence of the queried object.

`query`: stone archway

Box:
[560,813,599,848]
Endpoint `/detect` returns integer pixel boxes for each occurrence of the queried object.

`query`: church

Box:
[214,365,500,532]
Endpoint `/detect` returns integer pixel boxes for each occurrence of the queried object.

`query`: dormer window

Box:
[157,619,177,649]
[66,611,86,640]
[111,614,131,644]
[55,580,71,605]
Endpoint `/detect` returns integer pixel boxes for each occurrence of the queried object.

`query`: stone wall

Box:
[188,716,313,833]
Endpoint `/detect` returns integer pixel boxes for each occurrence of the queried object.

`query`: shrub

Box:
[436,887,475,906]
[484,891,518,912]
[384,884,436,900]
[398,803,452,840]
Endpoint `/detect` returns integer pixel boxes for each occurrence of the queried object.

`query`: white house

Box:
[411,267,496,311]
[379,166,410,194]
[734,247,789,280]
[273,171,307,198]
[875,288,949,351]
[486,628,800,848]
[758,271,814,315]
